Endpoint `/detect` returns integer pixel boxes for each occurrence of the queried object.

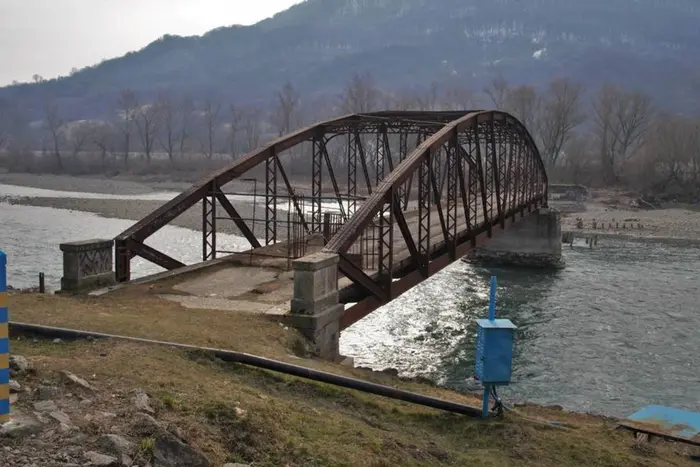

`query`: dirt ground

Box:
[3,292,699,466]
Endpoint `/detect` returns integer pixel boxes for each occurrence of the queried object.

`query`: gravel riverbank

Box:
[3,173,700,242]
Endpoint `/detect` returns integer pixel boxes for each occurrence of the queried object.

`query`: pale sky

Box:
[0,0,303,85]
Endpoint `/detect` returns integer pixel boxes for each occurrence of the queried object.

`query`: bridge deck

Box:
[129,193,510,318]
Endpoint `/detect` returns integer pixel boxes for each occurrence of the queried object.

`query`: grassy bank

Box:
[5,292,698,466]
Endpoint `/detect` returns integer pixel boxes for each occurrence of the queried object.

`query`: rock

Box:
[133,390,154,414]
[49,410,72,425]
[53,338,63,344]
[9,380,21,393]
[152,432,210,467]
[98,434,135,456]
[9,355,32,375]
[33,400,58,412]
[233,407,247,419]
[84,451,119,466]
[61,370,96,391]
[0,411,43,438]
[37,385,60,400]
[133,412,162,434]
[121,454,133,466]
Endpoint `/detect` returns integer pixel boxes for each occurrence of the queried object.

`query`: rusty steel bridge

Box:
[114,110,548,329]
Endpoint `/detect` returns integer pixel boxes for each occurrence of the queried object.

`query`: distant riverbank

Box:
[3,173,700,244]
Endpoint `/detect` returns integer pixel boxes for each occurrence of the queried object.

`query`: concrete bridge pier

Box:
[288,252,344,360]
[467,208,563,268]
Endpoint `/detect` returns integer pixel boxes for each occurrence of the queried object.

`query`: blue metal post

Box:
[482,275,497,418]
[0,251,9,423]
[488,275,497,321]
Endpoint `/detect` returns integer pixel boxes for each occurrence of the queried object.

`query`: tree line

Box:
[0,72,698,201]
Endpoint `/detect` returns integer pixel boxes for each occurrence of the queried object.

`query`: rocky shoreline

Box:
[2,353,225,467]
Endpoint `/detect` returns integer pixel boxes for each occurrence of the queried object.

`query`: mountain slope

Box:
[2,0,699,118]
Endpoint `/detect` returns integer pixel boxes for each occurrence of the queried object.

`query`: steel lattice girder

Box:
[326,111,547,325]
[113,110,546,284]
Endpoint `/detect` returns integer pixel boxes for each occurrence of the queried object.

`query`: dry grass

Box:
[7,293,700,466]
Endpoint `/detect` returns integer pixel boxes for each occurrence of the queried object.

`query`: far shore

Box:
[2,172,700,244]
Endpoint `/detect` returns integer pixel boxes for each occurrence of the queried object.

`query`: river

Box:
[1,183,698,417]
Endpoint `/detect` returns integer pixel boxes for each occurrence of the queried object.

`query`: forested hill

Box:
[2,0,699,118]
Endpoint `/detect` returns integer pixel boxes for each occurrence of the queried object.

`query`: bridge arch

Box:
[322,111,548,328]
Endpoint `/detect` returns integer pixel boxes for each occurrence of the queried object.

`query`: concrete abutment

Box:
[287,252,343,360]
[466,208,563,268]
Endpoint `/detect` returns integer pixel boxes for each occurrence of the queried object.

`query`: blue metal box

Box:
[475,318,517,385]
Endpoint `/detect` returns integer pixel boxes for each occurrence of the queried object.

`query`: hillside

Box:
[1,0,699,118]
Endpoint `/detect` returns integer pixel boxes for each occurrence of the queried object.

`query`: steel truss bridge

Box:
[115,111,548,329]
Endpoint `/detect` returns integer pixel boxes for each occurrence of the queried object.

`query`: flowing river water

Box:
[1,183,698,417]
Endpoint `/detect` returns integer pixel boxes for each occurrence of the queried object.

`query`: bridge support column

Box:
[288,252,343,360]
[467,208,563,268]
[60,239,116,292]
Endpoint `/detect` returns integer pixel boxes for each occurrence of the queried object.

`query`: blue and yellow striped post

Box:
[0,251,9,423]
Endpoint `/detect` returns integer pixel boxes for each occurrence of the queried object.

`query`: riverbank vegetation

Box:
[5,292,699,466]
[1,75,699,204]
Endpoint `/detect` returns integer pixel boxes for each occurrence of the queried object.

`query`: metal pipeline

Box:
[9,322,481,417]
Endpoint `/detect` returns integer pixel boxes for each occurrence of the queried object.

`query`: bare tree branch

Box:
[44,102,64,170]
[538,78,585,168]
[272,81,301,136]
[483,75,510,110]
[593,84,653,183]
[116,89,138,166]
[339,72,382,114]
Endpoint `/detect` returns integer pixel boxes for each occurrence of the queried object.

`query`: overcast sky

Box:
[0,0,303,85]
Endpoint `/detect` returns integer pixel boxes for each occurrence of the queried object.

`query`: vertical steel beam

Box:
[115,239,131,283]
[355,131,373,195]
[382,125,394,172]
[377,190,394,298]
[202,181,217,261]
[265,148,278,245]
[320,138,347,220]
[312,133,323,232]
[474,120,491,235]
[347,133,358,217]
[397,129,409,209]
[417,152,431,277]
[489,114,504,224]
[445,131,459,259]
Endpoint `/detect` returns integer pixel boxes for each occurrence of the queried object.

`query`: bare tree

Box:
[592,84,653,183]
[272,81,301,136]
[44,102,64,170]
[135,101,162,163]
[339,72,382,113]
[91,122,116,168]
[483,75,510,110]
[116,90,139,166]
[241,107,262,152]
[538,78,585,168]
[179,97,194,158]
[504,85,540,133]
[200,100,221,159]
[0,103,8,151]
[157,95,178,161]
[65,122,92,158]
[226,104,244,158]
[416,82,441,110]
[388,90,422,110]
[442,85,476,110]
